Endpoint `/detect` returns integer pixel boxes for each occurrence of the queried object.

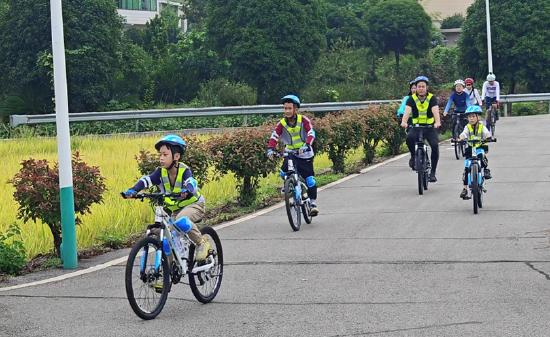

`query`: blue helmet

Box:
[414,76,429,85]
[281,94,301,108]
[465,105,483,115]
[155,134,187,155]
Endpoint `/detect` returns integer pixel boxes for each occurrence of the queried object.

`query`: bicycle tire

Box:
[188,226,223,303]
[416,148,424,195]
[125,236,170,320]
[453,123,461,160]
[284,178,301,231]
[471,164,479,214]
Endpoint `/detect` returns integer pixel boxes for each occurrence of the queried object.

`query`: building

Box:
[116,0,186,29]
[419,0,476,47]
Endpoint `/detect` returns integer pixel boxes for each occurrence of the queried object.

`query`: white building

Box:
[116,0,186,30]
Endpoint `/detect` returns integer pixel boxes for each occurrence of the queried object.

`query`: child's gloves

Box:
[266,148,275,159]
[122,188,137,198]
[298,144,311,155]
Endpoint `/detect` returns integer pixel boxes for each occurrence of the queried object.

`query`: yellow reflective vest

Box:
[161,163,201,212]
[411,93,435,125]
[280,114,306,150]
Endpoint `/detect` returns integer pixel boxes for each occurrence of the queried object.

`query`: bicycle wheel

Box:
[471,164,479,214]
[125,236,170,320]
[284,178,301,231]
[299,181,312,224]
[188,226,223,303]
[453,124,460,160]
[416,149,424,195]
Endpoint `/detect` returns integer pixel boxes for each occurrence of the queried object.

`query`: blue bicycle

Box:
[121,192,223,320]
[453,138,496,214]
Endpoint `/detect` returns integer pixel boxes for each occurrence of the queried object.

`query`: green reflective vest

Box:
[161,163,201,211]
[411,93,435,125]
[280,114,305,150]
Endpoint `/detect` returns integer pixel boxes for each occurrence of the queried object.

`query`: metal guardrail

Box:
[9,93,550,127]
[9,100,400,127]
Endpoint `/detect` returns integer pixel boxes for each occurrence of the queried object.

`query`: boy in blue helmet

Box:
[458,106,493,199]
[122,135,211,261]
[267,94,319,216]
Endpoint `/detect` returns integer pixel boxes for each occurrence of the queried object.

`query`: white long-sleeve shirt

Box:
[464,88,482,106]
[481,81,500,100]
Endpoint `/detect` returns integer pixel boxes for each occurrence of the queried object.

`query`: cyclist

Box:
[464,78,482,106]
[401,76,442,182]
[267,94,319,216]
[482,73,500,127]
[122,135,211,261]
[396,80,417,122]
[443,79,471,140]
[458,105,493,200]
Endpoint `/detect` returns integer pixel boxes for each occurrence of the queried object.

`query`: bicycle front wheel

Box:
[453,124,461,160]
[416,149,424,195]
[471,164,479,214]
[284,178,301,231]
[125,236,170,320]
[188,226,223,303]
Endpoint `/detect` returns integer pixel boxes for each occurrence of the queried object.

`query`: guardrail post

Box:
[503,103,508,117]
[548,102,550,114]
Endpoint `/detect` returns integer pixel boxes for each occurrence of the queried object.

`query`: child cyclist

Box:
[122,135,211,261]
[458,106,493,200]
[267,94,319,216]
[443,79,471,140]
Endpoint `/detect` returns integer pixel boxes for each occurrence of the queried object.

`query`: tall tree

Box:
[0,0,123,113]
[366,0,432,74]
[322,0,368,47]
[206,0,326,103]
[459,0,550,93]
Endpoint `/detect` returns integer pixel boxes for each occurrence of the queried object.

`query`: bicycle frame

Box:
[142,204,215,276]
[412,125,432,173]
[281,150,309,206]
[465,147,485,187]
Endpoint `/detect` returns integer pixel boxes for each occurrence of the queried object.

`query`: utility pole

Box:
[485,0,493,74]
[50,0,78,269]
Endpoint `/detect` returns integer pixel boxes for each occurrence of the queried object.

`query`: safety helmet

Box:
[414,76,429,85]
[281,94,301,108]
[454,79,465,87]
[155,134,186,155]
[465,105,483,115]
[486,73,496,81]
[409,79,416,86]
[464,78,474,85]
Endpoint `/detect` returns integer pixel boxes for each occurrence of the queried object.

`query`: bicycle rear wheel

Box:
[416,149,424,195]
[125,236,170,320]
[453,124,461,160]
[188,226,223,303]
[284,178,301,231]
[471,164,479,214]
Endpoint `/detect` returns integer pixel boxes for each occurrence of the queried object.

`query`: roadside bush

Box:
[316,111,364,173]
[512,102,548,116]
[9,153,106,257]
[209,126,278,206]
[0,223,27,275]
[356,106,392,164]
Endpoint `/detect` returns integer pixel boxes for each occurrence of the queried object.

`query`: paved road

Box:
[1,115,550,337]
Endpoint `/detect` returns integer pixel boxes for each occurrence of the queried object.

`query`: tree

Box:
[366,0,432,74]
[458,0,550,93]
[440,14,464,29]
[0,0,123,113]
[206,0,326,103]
[322,0,368,47]
[142,7,181,59]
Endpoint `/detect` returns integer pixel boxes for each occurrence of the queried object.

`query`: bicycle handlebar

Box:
[451,138,497,144]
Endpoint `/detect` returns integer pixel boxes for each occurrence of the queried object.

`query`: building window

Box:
[117,0,157,11]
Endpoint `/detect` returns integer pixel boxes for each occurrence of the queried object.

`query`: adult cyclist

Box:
[464,78,482,106]
[482,73,500,131]
[401,76,442,182]
[443,79,471,140]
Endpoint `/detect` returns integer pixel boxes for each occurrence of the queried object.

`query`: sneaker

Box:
[460,188,469,200]
[310,202,319,217]
[429,173,437,183]
[194,238,212,262]
[152,280,164,293]
[484,168,492,180]
[409,157,415,170]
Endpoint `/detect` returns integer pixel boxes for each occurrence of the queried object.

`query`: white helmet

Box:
[454,79,465,87]
[486,73,496,81]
